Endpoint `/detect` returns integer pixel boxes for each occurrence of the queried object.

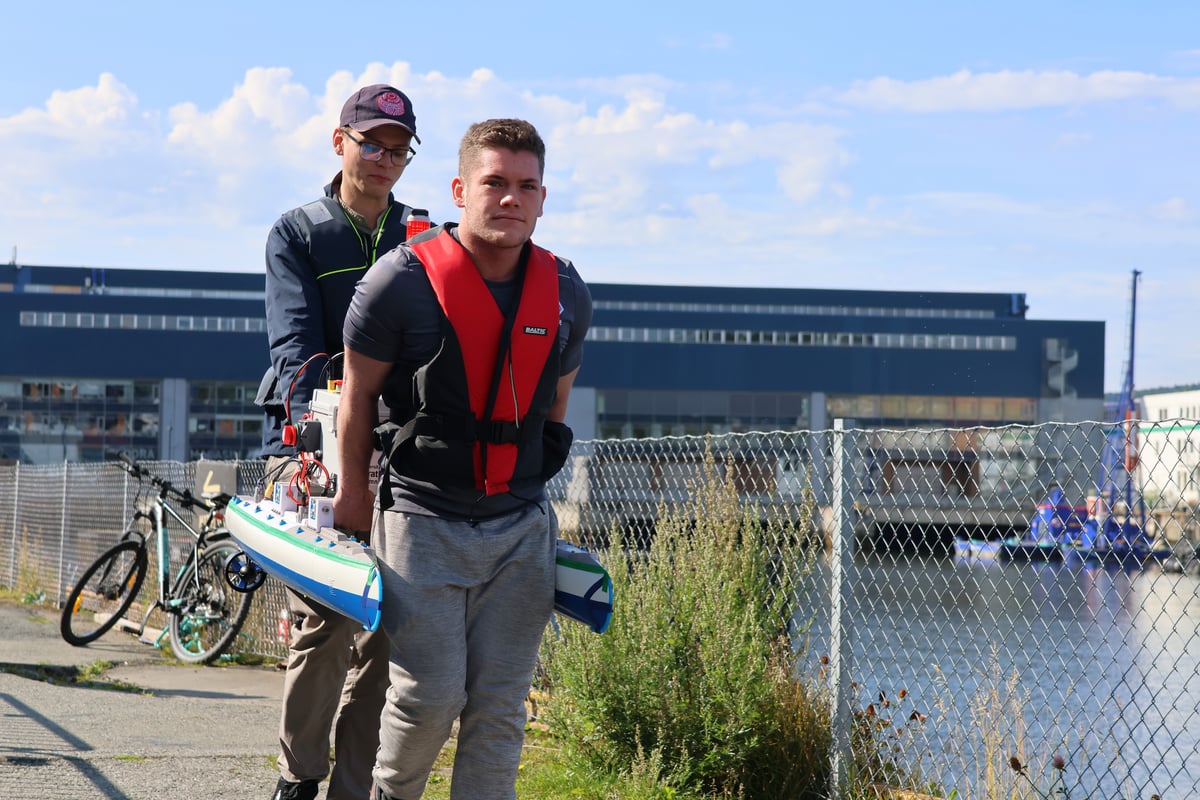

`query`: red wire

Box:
[284,352,330,424]
[280,352,334,509]
[287,451,331,506]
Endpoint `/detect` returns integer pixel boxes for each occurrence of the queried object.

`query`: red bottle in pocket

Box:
[406,208,430,239]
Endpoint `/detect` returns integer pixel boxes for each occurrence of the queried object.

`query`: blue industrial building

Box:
[3,263,1104,464]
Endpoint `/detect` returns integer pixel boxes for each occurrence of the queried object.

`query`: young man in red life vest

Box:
[332,118,592,800]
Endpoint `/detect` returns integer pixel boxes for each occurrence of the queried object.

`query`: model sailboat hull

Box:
[225,496,383,631]
[554,539,614,634]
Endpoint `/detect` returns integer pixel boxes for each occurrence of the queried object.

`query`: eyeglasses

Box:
[342,127,416,167]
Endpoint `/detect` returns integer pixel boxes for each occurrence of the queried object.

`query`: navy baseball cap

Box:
[340,84,420,143]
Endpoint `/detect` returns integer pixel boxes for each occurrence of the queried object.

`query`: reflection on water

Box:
[804,551,1200,797]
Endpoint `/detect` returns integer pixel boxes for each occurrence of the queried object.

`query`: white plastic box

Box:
[273,481,299,513]
[307,389,387,492]
[307,496,335,530]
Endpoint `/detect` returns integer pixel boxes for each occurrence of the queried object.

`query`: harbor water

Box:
[805,550,1200,798]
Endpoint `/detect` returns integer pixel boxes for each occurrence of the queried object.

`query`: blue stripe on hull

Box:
[554,591,613,634]
[240,543,382,631]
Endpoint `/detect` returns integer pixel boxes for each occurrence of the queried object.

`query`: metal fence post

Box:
[57,461,69,604]
[123,463,130,531]
[7,462,18,588]
[828,418,856,799]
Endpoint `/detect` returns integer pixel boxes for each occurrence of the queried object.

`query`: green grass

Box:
[418,727,711,800]
[0,660,147,693]
[154,646,282,669]
[0,584,47,606]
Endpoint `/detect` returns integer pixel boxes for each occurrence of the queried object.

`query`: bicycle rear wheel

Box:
[60,539,149,646]
[167,539,253,664]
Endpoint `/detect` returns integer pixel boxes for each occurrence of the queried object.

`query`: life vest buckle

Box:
[479,419,520,445]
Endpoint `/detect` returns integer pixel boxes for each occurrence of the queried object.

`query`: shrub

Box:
[542,445,828,798]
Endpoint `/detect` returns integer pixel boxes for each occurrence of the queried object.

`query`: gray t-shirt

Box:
[344,224,592,520]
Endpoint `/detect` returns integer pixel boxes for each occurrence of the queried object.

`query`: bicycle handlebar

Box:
[112,451,228,512]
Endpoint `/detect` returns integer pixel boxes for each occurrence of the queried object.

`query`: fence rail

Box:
[4,420,1199,798]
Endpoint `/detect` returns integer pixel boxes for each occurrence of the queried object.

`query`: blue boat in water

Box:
[999,485,1084,561]
[1002,272,1168,566]
[1042,271,1166,565]
[1004,481,1166,565]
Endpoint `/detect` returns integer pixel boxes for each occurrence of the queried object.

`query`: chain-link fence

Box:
[0,458,292,661]
[3,421,1199,798]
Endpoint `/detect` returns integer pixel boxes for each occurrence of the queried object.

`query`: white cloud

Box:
[836,69,1200,112]
[1152,197,1191,221]
[167,67,315,169]
[701,33,733,50]
[1166,49,1200,71]
[1,63,860,272]
[909,191,1043,217]
[0,73,148,155]
[49,73,140,129]
[547,88,850,213]
[1054,131,1092,147]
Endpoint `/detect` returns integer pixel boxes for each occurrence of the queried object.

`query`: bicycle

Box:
[59,452,256,664]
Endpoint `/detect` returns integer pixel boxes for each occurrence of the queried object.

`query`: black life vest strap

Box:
[392,411,546,446]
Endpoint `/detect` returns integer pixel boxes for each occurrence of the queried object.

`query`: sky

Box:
[2,1,1197,394]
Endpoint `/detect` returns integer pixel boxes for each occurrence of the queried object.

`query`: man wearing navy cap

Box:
[258,84,425,800]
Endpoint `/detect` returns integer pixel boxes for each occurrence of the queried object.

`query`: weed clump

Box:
[542,445,829,798]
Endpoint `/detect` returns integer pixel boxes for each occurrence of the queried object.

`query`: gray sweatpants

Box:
[371,503,556,800]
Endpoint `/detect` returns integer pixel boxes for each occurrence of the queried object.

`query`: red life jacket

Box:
[401,230,561,495]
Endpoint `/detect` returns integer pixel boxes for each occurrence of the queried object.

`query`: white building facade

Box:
[1138,386,1200,508]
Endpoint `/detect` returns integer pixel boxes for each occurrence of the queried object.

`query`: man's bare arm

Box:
[332,347,393,533]
[548,367,579,424]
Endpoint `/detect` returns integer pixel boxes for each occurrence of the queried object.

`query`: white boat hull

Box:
[225,496,383,631]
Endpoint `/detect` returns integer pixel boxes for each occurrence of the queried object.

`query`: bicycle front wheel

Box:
[167,540,253,664]
[60,539,149,646]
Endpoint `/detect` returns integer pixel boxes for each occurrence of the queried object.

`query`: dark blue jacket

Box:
[257,176,416,456]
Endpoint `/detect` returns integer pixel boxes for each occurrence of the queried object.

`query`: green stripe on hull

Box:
[228,501,367,570]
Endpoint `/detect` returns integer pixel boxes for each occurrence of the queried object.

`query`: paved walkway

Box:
[0,598,289,799]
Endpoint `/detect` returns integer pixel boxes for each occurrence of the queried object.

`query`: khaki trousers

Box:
[266,455,389,800]
[278,587,389,800]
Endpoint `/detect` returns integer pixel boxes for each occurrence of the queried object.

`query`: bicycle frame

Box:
[129,475,226,637]
[61,453,247,663]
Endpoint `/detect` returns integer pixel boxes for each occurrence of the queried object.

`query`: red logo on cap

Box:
[377,92,407,117]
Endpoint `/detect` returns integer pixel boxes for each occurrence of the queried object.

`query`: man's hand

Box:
[333,485,375,537]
